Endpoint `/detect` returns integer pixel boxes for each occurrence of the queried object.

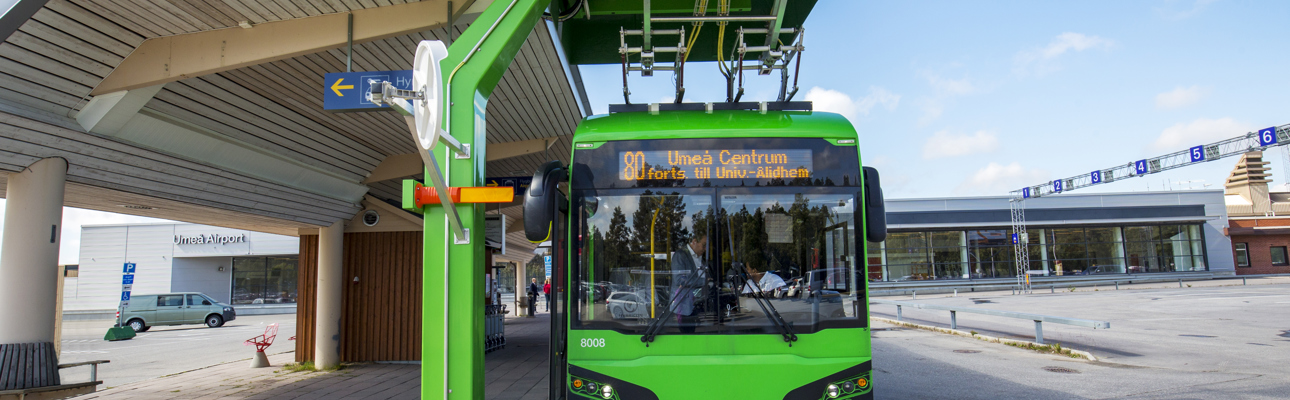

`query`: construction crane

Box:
[1007,123,1290,293]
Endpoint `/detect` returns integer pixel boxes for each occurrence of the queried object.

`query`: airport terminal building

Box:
[867,190,1232,282]
[65,223,300,315]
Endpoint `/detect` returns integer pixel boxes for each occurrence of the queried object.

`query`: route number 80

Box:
[580,338,605,348]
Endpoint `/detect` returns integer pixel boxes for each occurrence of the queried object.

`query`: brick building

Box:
[1224,151,1290,274]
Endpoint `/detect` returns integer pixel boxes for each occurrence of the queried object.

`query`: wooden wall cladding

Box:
[296,231,423,362]
[296,235,318,363]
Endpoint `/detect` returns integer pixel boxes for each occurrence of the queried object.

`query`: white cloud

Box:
[922,130,1000,159]
[805,86,900,120]
[955,162,1049,195]
[926,75,976,96]
[1157,0,1219,20]
[1155,86,1204,109]
[1152,117,1255,151]
[1015,32,1114,75]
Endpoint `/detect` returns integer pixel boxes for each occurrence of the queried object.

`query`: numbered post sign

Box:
[1011,233,1019,244]
[1091,170,1102,184]
[1134,160,1149,175]
[1189,146,1205,162]
[1259,127,1277,147]
[1022,187,1031,198]
[1053,179,1063,193]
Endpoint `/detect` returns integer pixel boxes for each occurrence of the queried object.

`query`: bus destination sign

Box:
[619,149,813,181]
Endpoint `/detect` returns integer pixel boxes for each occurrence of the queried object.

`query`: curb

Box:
[871,317,1098,361]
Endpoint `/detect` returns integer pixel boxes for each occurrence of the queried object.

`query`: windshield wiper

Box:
[640,268,705,346]
[725,216,797,346]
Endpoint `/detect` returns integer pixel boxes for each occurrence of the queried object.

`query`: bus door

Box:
[550,191,569,400]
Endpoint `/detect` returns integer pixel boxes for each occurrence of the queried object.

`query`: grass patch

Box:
[1002,341,1082,358]
[280,361,348,373]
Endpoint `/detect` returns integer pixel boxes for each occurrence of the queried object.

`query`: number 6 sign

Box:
[1259,127,1277,147]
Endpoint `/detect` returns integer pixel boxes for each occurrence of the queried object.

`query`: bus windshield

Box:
[571,138,866,336]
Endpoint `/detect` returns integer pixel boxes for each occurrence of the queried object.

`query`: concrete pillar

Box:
[0,158,67,344]
[515,255,527,316]
[314,220,343,369]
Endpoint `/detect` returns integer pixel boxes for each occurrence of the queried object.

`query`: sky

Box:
[579,0,1290,199]
[4,0,1289,265]
[0,199,176,265]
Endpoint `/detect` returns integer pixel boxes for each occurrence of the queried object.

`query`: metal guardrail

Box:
[871,299,1109,344]
[871,273,1220,297]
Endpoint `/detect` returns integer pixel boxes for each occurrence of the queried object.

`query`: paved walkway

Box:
[74,313,552,399]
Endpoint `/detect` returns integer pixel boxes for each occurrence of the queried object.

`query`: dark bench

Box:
[0,342,109,400]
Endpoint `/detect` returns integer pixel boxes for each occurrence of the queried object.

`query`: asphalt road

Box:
[872,279,1290,399]
[58,313,297,388]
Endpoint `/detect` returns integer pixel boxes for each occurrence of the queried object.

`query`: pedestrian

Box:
[527,278,540,316]
[543,279,552,312]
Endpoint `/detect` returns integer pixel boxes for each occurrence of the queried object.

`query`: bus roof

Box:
[572,110,858,143]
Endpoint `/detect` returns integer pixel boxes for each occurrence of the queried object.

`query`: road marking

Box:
[1197,295,1289,301]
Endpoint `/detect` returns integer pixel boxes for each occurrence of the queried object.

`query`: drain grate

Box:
[1178,334,1217,338]
[953,350,981,354]
[1042,366,1080,374]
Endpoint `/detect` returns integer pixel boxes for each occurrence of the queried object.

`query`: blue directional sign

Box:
[1053,179,1063,193]
[323,70,414,112]
[1134,159,1149,175]
[123,262,136,274]
[544,255,552,278]
[122,274,134,285]
[486,176,533,193]
[1091,170,1102,184]
[1021,187,1031,198]
[1259,127,1277,147]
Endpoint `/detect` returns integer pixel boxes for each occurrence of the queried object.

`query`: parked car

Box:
[606,291,651,319]
[119,292,236,332]
[1078,265,1123,275]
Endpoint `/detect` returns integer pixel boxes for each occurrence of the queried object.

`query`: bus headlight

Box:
[827,384,840,398]
[601,384,613,399]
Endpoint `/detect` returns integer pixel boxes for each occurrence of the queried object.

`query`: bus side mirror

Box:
[862,166,887,243]
[524,161,567,242]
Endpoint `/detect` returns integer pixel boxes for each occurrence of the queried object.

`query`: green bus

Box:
[525,106,887,400]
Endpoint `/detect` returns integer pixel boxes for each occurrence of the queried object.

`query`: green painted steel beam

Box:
[557,0,817,64]
[417,0,547,398]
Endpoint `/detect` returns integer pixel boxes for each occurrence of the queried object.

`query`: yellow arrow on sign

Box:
[331,78,354,96]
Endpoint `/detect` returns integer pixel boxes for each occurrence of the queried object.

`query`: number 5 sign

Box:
[1189,146,1205,162]
[1259,127,1277,147]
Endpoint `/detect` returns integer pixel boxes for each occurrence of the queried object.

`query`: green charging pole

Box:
[415,0,546,398]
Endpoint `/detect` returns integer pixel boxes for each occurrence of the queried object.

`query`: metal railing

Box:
[871,273,1217,297]
[871,299,1109,344]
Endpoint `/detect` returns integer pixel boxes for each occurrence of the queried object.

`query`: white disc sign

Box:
[412,40,449,151]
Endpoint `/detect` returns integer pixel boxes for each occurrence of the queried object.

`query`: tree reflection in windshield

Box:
[575,190,863,335]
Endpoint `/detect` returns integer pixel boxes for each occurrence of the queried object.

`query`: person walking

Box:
[543,279,552,312]
[527,278,540,317]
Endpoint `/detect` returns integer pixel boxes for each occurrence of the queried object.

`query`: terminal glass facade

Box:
[869,224,1207,282]
[231,256,299,304]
